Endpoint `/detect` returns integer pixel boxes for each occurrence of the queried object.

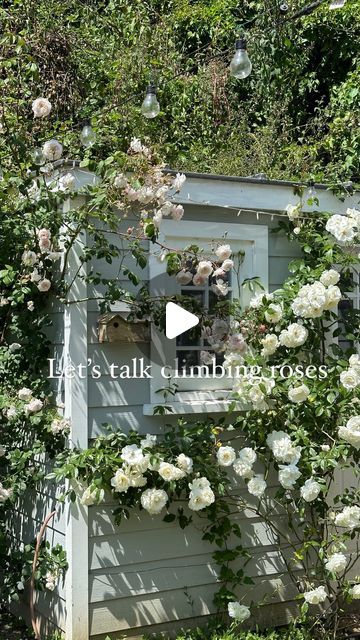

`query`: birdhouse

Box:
[98,313,150,343]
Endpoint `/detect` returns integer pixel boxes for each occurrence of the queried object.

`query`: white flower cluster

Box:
[43,139,63,161]
[340,354,360,390]
[326,208,360,244]
[17,388,43,415]
[113,148,186,230]
[350,584,360,599]
[233,374,275,412]
[217,445,264,498]
[188,477,215,511]
[267,431,302,490]
[177,244,233,298]
[291,278,341,319]
[300,478,322,502]
[261,322,308,359]
[286,203,302,222]
[50,417,71,435]
[288,383,310,404]
[94,439,213,515]
[335,505,360,530]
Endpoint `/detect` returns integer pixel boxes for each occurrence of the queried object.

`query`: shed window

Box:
[147,219,268,411]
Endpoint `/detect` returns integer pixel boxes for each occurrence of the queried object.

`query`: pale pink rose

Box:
[37,228,51,240]
[171,204,184,221]
[37,279,51,292]
[32,97,52,118]
[193,273,207,286]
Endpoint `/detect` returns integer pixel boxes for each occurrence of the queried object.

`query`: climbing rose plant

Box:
[0,95,359,638]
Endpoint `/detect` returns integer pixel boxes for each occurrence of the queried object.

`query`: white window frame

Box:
[145,220,268,414]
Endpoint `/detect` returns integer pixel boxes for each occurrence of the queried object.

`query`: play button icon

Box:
[166,302,199,340]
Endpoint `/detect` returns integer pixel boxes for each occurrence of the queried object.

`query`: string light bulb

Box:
[141,83,160,119]
[306,180,317,200]
[230,38,252,79]
[80,124,96,148]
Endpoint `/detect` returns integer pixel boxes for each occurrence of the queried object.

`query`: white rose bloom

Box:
[196,260,213,277]
[300,478,322,502]
[261,334,278,357]
[288,384,310,403]
[279,323,308,348]
[228,601,251,622]
[6,406,17,419]
[233,459,255,479]
[171,204,184,221]
[173,172,186,191]
[347,207,360,225]
[9,343,21,353]
[278,464,301,489]
[140,434,157,449]
[176,270,193,285]
[141,488,168,515]
[266,432,301,465]
[0,484,13,503]
[27,300,35,311]
[338,416,360,449]
[123,464,147,488]
[238,447,257,466]
[335,505,360,530]
[32,97,52,118]
[340,369,360,390]
[320,269,340,287]
[227,334,247,353]
[349,584,360,599]
[215,244,232,261]
[193,273,207,286]
[323,285,341,310]
[42,139,63,161]
[25,398,43,415]
[217,446,236,467]
[221,259,234,272]
[304,585,327,605]
[58,173,75,192]
[153,211,163,228]
[247,474,266,498]
[158,461,185,481]
[349,354,360,371]
[37,279,51,292]
[249,292,273,309]
[80,486,105,505]
[188,486,215,511]
[22,250,37,267]
[114,173,127,189]
[30,269,41,283]
[326,214,357,244]
[111,469,131,493]
[130,137,148,154]
[121,444,144,465]
[176,453,193,475]
[265,303,283,324]
[18,387,32,401]
[325,552,347,575]
[286,203,301,221]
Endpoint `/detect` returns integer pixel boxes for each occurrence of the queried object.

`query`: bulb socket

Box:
[235,38,247,50]
[146,82,157,95]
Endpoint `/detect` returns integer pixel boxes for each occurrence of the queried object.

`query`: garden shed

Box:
[13,168,360,640]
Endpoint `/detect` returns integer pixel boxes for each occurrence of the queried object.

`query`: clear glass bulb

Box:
[31,147,45,166]
[141,85,160,119]
[306,184,317,199]
[230,39,252,79]
[80,125,96,148]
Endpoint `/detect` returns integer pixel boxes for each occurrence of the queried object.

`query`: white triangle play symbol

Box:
[166,302,199,339]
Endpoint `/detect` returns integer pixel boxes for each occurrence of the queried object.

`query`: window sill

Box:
[143,400,247,415]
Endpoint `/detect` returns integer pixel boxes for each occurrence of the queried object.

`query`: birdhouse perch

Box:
[98,313,150,344]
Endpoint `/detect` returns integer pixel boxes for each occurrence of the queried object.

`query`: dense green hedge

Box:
[0,0,359,183]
